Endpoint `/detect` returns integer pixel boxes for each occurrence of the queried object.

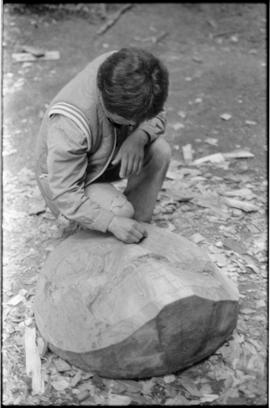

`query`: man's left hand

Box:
[111,129,149,178]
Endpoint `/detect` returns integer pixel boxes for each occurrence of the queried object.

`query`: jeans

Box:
[86,137,171,222]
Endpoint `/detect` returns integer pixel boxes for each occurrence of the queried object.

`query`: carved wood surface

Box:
[34,224,239,378]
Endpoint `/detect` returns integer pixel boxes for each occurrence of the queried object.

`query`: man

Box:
[35,47,171,244]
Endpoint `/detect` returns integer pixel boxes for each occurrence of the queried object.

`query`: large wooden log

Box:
[34,224,239,379]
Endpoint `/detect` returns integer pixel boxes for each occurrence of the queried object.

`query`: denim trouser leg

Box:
[124,138,171,222]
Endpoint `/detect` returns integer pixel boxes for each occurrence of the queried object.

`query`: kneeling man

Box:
[35,47,171,244]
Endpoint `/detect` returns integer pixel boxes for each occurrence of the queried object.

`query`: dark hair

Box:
[97,47,169,122]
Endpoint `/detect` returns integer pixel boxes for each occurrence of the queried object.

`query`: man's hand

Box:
[107,215,148,244]
[111,129,149,178]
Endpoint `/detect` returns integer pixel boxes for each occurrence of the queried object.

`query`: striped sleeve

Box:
[46,113,115,232]
[48,102,91,151]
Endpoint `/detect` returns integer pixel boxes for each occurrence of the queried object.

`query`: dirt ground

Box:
[2,3,267,406]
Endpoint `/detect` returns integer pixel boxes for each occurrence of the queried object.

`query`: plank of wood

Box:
[24,327,45,394]
[12,51,60,62]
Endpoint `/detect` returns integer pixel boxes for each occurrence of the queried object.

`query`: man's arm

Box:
[111,108,167,178]
[47,116,115,232]
[137,107,167,143]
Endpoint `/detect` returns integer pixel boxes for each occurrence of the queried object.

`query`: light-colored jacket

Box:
[35,51,167,232]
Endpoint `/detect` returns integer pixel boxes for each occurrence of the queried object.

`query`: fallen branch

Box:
[97,4,133,35]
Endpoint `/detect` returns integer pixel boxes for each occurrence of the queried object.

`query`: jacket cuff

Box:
[91,209,115,233]
[138,124,156,142]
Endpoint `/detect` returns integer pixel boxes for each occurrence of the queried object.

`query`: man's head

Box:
[97,47,169,124]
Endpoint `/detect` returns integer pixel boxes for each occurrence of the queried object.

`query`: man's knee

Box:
[85,183,134,218]
[146,138,172,170]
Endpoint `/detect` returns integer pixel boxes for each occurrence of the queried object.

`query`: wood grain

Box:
[34,224,239,378]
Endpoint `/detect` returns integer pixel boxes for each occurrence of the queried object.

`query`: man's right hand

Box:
[107,216,148,244]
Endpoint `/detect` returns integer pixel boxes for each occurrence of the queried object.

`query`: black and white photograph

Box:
[2,2,267,406]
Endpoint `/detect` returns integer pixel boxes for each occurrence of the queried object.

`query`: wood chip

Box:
[205,137,218,146]
[77,390,90,402]
[24,317,33,326]
[164,374,176,383]
[223,238,246,255]
[113,379,142,395]
[192,55,203,63]
[70,371,83,387]
[54,358,71,372]
[7,293,25,306]
[255,299,265,308]
[164,222,177,232]
[182,144,193,163]
[243,259,260,274]
[172,122,185,130]
[37,336,48,357]
[24,327,45,394]
[209,252,227,267]
[165,395,190,405]
[167,184,194,201]
[180,378,203,397]
[241,308,255,315]
[28,200,47,216]
[190,233,206,244]
[192,153,225,165]
[166,170,181,180]
[224,198,258,212]
[192,192,229,217]
[220,113,232,120]
[200,394,219,402]
[141,378,155,396]
[106,394,132,405]
[51,377,70,391]
[221,188,254,200]
[180,167,202,177]
[7,289,27,306]
[177,110,187,119]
